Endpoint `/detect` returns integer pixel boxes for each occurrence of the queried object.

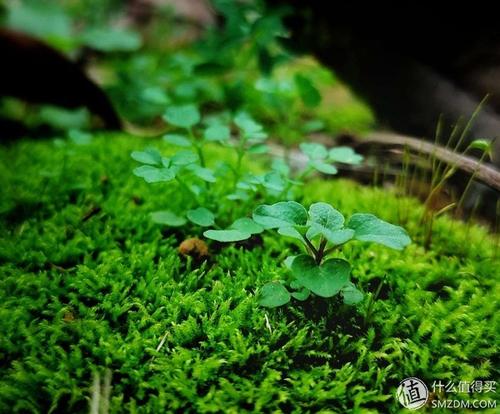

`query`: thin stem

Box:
[316,237,327,264]
[189,128,205,167]
[175,176,198,203]
[301,235,318,259]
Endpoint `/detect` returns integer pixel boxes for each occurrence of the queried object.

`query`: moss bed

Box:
[0,134,498,413]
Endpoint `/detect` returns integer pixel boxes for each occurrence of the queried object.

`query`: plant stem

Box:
[302,235,319,259]
[175,176,198,203]
[316,237,327,264]
[189,128,205,167]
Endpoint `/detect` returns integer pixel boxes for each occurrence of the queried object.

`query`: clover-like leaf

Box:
[234,113,267,140]
[253,201,308,229]
[299,142,328,160]
[171,150,199,166]
[133,165,176,183]
[204,124,230,141]
[187,164,216,182]
[328,147,364,165]
[230,218,264,234]
[163,134,192,147]
[306,203,353,244]
[261,171,287,192]
[341,282,364,305]
[258,282,291,308]
[310,160,338,175]
[131,149,162,165]
[203,229,251,242]
[163,104,200,129]
[308,203,344,230]
[291,255,351,298]
[187,207,215,227]
[347,213,411,250]
[150,210,187,226]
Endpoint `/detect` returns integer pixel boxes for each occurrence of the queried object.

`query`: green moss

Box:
[0,134,498,413]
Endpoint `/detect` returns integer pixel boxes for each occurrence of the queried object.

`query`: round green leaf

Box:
[253,201,308,229]
[299,142,328,160]
[171,150,198,166]
[189,165,216,182]
[150,210,186,227]
[341,282,364,305]
[203,229,251,242]
[291,255,351,298]
[258,282,291,308]
[310,160,338,175]
[163,105,200,129]
[163,134,192,147]
[131,149,162,165]
[308,202,345,231]
[347,213,411,250]
[328,147,364,165]
[187,208,215,227]
[133,165,176,183]
[204,124,230,141]
[230,218,264,234]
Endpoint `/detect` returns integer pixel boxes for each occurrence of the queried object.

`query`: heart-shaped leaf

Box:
[253,201,308,229]
[163,134,192,147]
[299,142,328,160]
[131,149,162,165]
[163,104,200,129]
[328,147,364,165]
[347,214,411,250]
[203,229,251,242]
[204,124,230,141]
[291,255,351,298]
[259,282,291,308]
[133,165,176,183]
[306,203,353,244]
[341,282,364,305]
[187,164,216,182]
[230,218,264,234]
[187,207,215,227]
[310,160,338,175]
[150,210,186,226]
[308,202,344,231]
[171,150,199,166]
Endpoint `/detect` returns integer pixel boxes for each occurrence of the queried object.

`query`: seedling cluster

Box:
[132,104,411,308]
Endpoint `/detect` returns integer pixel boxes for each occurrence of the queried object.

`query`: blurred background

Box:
[1,0,499,223]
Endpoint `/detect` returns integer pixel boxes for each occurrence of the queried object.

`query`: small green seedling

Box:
[253,201,411,308]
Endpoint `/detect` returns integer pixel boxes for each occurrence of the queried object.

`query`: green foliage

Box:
[255,201,411,308]
[0,134,498,412]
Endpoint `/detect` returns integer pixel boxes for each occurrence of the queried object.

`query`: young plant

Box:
[252,201,411,308]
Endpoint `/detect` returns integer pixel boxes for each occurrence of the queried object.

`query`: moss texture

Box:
[0,134,498,413]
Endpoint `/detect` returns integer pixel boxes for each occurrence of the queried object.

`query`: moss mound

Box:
[0,134,498,413]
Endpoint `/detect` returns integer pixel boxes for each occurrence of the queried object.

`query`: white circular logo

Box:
[397,377,429,410]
